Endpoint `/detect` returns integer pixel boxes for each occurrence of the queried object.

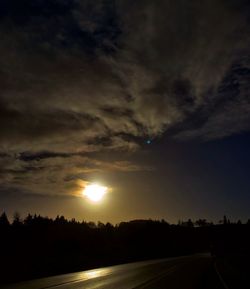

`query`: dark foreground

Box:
[2,254,228,289]
[1,215,250,287]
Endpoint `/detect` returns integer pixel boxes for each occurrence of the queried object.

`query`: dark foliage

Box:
[0,213,249,285]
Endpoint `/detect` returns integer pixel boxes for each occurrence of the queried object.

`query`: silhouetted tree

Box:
[55,215,67,225]
[24,213,33,226]
[98,221,105,228]
[221,215,230,225]
[88,221,96,228]
[195,219,208,227]
[187,219,194,227]
[12,212,22,226]
[0,212,9,227]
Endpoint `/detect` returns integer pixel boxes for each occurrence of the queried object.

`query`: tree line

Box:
[0,212,250,285]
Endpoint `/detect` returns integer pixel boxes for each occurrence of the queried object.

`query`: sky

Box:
[1,0,250,223]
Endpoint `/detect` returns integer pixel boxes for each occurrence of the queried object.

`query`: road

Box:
[2,254,223,289]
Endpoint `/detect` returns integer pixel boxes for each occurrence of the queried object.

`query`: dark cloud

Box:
[0,0,250,195]
[19,151,73,162]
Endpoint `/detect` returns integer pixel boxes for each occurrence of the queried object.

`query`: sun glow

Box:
[83,184,108,202]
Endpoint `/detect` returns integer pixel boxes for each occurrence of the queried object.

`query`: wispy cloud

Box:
[0,0,250,195]
[0,152,151,196]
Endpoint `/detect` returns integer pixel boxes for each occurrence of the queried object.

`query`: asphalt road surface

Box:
[2,254,224,289]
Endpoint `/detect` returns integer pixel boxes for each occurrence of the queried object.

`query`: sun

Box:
[83,184,108,202]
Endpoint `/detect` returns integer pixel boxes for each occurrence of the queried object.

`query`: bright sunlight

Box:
[83,184,108,202]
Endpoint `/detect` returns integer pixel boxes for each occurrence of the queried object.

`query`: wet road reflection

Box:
[2,254,211,289]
